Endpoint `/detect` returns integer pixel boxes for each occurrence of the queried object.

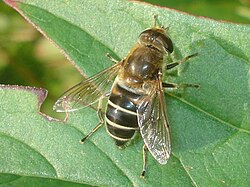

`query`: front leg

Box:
[106,53,120,64]
[166,53,198,70]
[162,82,199,89]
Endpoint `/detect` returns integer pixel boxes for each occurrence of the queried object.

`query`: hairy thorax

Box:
[117,45,164,94]
[123,45,163,80]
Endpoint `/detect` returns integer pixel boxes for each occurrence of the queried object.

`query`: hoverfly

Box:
[53,16,198,177]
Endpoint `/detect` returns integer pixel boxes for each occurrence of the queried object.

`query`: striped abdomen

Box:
[105,82,142,146]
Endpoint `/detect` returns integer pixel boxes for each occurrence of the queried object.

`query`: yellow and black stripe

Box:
[106,82,141,146]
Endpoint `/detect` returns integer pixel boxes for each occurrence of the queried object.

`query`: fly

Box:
[53,16,199,177]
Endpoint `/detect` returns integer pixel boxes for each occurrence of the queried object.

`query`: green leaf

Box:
[2,0,250,186]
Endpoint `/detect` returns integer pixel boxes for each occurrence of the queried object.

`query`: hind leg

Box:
[140,144,148,178]
[80,98,105,144]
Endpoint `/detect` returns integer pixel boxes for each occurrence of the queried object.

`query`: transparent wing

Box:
[137,79,171,164]
[53,62,121,112]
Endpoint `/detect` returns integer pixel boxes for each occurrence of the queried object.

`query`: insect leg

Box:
[166,53,198,70]
[140,144,148,178]
[106,53,119,64]
[162,82,199,89]
[80,98,105,144]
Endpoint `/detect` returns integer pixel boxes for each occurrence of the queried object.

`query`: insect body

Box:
[105,28,174,148]
[54,17,198,177]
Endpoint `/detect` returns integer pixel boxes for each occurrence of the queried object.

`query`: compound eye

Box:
[155,34,173,53]
[164,36,173,53]
[139,30,152,41]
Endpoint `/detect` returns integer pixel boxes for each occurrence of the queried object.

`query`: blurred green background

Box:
[0,0,250,119]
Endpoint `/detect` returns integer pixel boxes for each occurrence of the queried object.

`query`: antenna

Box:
[153,15,158,27]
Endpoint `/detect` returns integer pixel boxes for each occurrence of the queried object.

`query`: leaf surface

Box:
[2,0,250,186]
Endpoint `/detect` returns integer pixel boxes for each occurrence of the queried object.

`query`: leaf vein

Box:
[168,94,250,134]
[172,153,199,187]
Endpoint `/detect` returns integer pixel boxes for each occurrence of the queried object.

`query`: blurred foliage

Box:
[140,0,250,24]
[0,0,249,118]
[0,1,81,119]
